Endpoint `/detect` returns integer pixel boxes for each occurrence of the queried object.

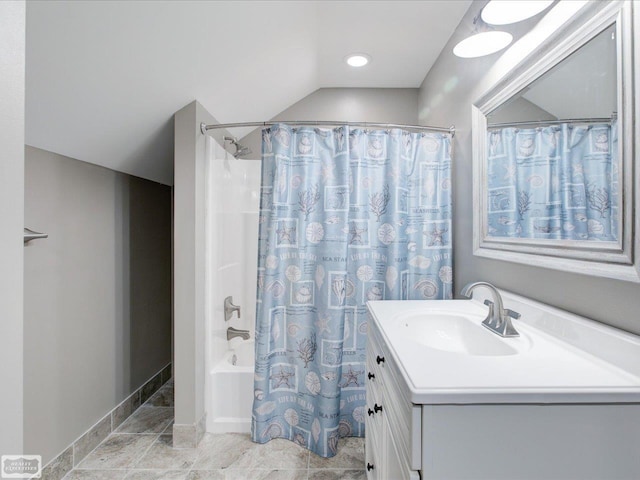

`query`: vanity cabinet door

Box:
[365,430,380,480]
[367,312,421,480]
[365,391,411,480]
[366,349,383,479]
[366,314,385,479]
[383,413,408,480]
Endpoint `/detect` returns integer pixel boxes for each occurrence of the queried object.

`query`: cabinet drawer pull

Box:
[367,372,375,380]
[368,408,374,416]
[374,403,383,413]
[376,355,385,365]
[367,463,375,471]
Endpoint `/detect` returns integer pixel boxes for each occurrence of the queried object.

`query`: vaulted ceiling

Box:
[26,1,471,185]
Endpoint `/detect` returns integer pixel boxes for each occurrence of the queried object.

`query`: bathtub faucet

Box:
[460,281,520,338]
[227,326,250,341]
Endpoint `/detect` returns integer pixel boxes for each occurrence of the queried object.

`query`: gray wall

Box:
[242,88,419,155]
[0,0,25,454]
[24,146,172,464]
[418,3,640,335]
[173,101,209,437]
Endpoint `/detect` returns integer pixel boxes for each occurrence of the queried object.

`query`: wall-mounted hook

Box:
[24,227,48,245]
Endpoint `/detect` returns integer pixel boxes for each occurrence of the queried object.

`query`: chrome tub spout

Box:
[227,326,250,341]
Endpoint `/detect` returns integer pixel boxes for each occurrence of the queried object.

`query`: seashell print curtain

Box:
[486,122,618,241]
[252,123,453,457]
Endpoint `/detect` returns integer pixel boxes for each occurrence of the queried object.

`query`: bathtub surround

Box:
[204,137,261,434]
[24,147,172,464]
[38,366,172,480]
[205,142,261,356]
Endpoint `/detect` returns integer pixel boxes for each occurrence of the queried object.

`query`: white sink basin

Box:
[395,312,524,356]
[368,297,640,405]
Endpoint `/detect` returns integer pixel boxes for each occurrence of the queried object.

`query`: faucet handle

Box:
[224,296,241,321]
[504,308,521,320]
[481,299,498,329]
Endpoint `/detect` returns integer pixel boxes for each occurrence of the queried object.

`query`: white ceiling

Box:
[26,0,471,185]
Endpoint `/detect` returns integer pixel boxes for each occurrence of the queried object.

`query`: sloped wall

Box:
[241,88,419,155]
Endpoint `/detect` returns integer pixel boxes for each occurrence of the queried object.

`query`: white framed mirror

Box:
[472,1,638,282]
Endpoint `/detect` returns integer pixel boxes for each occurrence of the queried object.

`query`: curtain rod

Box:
[488,116,615,129]
[200,121,455,137]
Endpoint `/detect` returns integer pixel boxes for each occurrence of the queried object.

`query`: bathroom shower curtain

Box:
[486,122,617,241]
[252,123,453,457]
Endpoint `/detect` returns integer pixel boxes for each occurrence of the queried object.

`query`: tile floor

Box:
[63,381,366,480]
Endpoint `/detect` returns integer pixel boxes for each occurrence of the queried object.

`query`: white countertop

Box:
[367,291,640,404]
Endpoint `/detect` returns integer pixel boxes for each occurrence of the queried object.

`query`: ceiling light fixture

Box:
[453,31,513,58]
[481,0,554,25]
[345,54,370,67]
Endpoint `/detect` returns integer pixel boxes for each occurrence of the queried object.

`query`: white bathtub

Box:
[207,339,255,433]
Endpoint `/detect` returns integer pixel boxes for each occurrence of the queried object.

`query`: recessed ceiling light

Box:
[345,54,370,67]
[453,31,513,58]
[481,0,554,25]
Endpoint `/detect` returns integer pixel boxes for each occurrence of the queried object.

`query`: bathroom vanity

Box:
[365,290,640,480]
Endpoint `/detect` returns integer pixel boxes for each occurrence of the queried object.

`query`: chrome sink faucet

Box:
[460,281,521,337]
[227,326,250,341]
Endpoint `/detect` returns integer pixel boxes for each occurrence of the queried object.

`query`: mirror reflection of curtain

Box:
[252,123,453,457]
[486,122,617,241]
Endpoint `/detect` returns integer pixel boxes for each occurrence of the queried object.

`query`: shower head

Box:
[223,136,252,159]
[234,146,252,158]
